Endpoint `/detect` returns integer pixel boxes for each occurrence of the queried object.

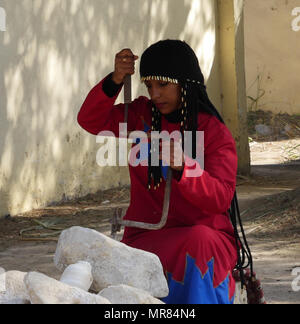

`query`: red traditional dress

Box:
[78,75,238,304]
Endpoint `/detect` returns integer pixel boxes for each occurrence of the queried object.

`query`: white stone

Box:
[99,284,165,304]
[60,261,93,292]
[54,227,169,297]
[0,271,30,304]
[24,272,111,304]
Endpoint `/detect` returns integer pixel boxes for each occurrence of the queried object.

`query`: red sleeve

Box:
[176,115,237,214]
[77,75,147,136]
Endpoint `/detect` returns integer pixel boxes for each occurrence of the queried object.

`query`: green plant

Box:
[247,74,266,112]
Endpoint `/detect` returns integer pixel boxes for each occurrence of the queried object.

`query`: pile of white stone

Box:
[0,226,247,305]
[0,226,169,304]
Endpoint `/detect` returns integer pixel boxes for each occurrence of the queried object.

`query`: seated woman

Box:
[77,40,251,304]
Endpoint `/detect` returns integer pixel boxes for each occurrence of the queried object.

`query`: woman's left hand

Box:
[159,139,185,172]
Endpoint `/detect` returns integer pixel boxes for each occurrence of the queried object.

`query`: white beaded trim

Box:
[141,76,178,84]
[141,76,205,86]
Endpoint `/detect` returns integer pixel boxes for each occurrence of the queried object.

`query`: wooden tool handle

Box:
[124,75,131,124]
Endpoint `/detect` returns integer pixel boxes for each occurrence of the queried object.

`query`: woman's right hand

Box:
[112,49,139,85]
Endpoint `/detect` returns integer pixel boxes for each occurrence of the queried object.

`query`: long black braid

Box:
[146,78,253,289]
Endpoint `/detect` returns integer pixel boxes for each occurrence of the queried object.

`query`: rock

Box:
[255,124,272,136]
[282,124,294,136]
[24,272,111,304]
[0,271,30,304]
[99,284,165,304]
[54,227,169,297]
[60,261,93,292]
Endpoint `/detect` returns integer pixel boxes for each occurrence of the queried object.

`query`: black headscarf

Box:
[140,40,224,124]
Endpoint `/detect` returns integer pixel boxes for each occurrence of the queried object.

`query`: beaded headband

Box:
[141,76,178,84]
[141,75,206,88]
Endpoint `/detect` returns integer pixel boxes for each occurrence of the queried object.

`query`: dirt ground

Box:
[0,138,299,304]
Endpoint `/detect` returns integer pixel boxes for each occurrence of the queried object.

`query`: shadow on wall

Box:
[0,0,217,216]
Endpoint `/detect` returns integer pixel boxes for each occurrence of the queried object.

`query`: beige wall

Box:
[0,0,227,217]
[244,0,300,115]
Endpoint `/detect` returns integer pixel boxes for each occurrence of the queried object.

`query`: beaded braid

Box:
[147,103,163,190]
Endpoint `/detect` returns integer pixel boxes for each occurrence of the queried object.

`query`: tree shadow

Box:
[0,0,220,216]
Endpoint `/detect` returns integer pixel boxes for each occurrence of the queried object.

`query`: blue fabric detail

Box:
[162,255,234,305]
[143,122,151,133]
[135,121,169,180]
[161,165,168,180]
